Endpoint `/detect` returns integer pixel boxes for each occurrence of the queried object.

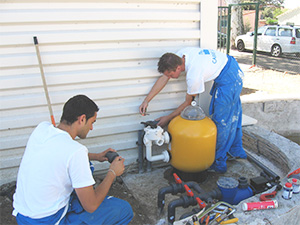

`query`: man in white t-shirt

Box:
[139,47,247,173]
[13,95,133,225]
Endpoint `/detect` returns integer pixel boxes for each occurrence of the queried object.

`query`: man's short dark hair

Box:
[157,53,183,73]
[60,95,99,125]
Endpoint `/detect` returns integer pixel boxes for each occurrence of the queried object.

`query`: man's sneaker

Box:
[228,148,247,159]
[207,163,227,174]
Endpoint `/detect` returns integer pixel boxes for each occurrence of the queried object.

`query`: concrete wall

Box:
[242,99,300,137]
[0,0,217,185]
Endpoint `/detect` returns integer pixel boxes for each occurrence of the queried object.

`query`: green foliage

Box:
[262,7,274,18]
[261,6,287,20]
[273,8,288,17]
[241,0,285,9]
[265,17,279,25]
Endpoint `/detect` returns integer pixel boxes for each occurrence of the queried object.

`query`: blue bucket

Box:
[217,177,239,204]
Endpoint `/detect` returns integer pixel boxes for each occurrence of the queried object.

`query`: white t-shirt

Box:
[13,121,95,219]
[176,47,228,95]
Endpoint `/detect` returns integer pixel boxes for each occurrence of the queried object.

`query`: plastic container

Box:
[282,182,293,200]
[168,103,217,173]
[232,177,253,205]
[242,200,278,211]
[217,177,239,204]
[292,178,300,194]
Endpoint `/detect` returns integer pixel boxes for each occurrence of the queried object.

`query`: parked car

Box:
[235,25,300,57]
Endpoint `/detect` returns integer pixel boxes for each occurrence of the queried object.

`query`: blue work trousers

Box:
[60,194,133,225]
[16,162,133,225]
[209,55,247,172]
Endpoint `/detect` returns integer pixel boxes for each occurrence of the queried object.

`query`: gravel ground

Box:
[240,65,300,96]
[1,64,299,225]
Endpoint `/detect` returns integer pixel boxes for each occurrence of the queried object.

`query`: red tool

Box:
[287,168,300,178]
[260,191,277,201]
[200,215,210,225]
[259,184,282,201]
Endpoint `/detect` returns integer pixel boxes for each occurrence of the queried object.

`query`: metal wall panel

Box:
[0,0,203,185]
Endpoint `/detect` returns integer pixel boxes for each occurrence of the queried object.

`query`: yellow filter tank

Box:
[168,103,217,173]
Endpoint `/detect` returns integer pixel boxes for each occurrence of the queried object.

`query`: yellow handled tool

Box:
[220,217,239,224]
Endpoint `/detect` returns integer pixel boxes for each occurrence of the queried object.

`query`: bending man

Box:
[13,95,133,224]
[139,47,247,173]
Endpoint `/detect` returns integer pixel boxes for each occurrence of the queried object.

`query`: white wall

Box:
[0,0,217,185]
[277,7,300,25]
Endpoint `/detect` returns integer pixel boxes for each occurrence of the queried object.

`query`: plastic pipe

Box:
[143,126,170,163]
[137,130,144,173]
[157,181,204,213]
[144,141,170,162]
[167,188,222,224]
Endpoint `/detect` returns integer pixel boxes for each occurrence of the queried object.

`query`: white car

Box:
[235,25,300,57]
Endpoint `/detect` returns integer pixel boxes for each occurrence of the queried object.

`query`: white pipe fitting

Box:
[143,125,170,163]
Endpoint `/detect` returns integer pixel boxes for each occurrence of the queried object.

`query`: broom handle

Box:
[33,36,56,126]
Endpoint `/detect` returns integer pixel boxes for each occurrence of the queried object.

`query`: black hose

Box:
[247,153,280,182]
[137,130,144,173]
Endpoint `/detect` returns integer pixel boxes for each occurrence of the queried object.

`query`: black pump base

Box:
[172,167,208,183]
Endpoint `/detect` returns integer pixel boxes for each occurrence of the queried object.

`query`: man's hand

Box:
[156,115,171,127]
[75,155,125,213]
[89,148,117,162]
[139,100,148,116]
[109,157,125,177]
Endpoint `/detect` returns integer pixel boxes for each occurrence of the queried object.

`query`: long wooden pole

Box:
[33,36,56,126]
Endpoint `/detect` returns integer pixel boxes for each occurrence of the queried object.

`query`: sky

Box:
[283,0,300,9]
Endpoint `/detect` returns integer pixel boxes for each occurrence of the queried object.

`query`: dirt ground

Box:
[1,64,299,225]
[240,65,300,96]
[0,175,152,225]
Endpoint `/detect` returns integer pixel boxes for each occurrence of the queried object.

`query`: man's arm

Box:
[139,75,170,115]
[156,93,195,127]
[75,157,125,213]
[88,148,116,162]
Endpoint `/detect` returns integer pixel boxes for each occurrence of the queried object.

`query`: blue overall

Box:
[16,162,133,225]
[209,55,247,173]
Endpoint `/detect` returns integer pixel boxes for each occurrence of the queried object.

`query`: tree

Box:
[227,0,244,49]
[260,2,287,25]
[242,0,285,9]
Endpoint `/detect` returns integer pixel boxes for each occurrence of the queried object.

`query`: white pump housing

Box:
[143,125,170,162]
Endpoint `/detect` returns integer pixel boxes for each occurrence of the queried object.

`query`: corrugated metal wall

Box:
[0,0,203,185]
